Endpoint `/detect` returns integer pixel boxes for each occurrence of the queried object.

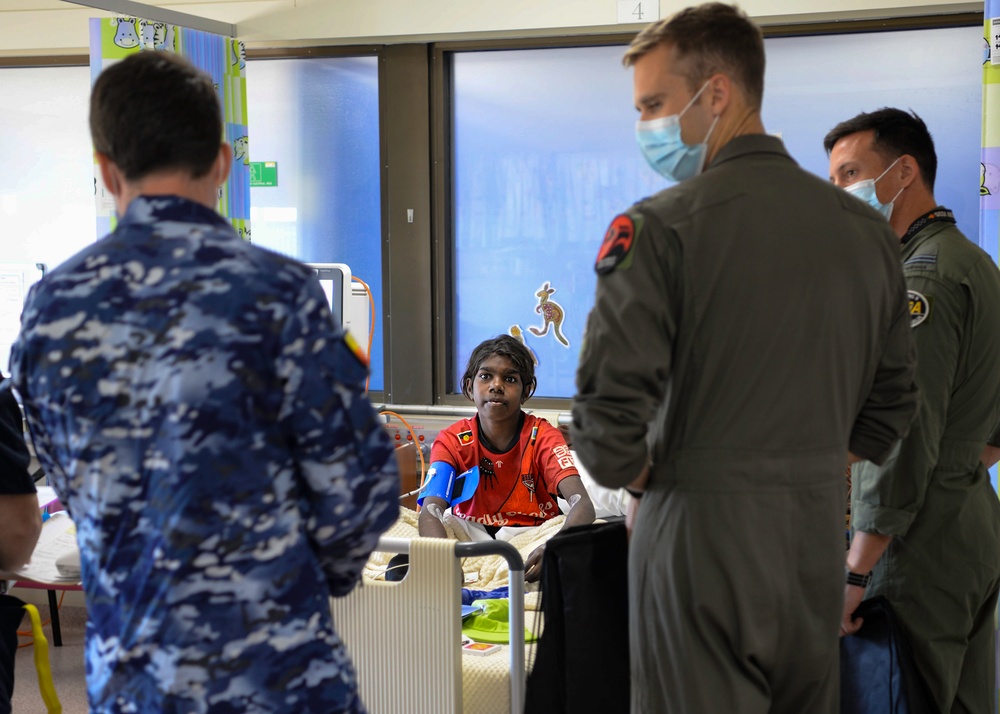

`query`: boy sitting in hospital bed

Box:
[417,335,595,582]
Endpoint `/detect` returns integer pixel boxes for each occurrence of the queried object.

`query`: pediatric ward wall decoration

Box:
[503,281,572,373]
[88,16,249,241]
[528,282,570,348]
[982,11,1000,265]
[983,15,1000,501]
[979,9,1000,708]
[508,325,539,366]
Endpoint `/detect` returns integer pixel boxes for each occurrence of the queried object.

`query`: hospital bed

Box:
[330,536,528,714]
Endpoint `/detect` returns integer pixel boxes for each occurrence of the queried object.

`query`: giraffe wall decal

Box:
[508,324,539,365]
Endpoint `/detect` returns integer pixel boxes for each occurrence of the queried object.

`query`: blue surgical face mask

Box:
[844,157,904,220]
[636,81,719,183]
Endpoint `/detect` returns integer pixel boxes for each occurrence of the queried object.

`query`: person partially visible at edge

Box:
[417,335,594,583]
[9,51,399,714]
[571,4,919,713]
[0,379,40,572]
[827,107,1000,714]
[0,378,42,714]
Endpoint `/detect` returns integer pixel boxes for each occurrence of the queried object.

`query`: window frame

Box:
[248,46,389,401]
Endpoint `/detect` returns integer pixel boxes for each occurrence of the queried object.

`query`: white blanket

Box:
[362,507,570,609]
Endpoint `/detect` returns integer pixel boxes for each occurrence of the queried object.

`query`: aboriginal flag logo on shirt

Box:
[343,332,368,366]
[457,430,474,446]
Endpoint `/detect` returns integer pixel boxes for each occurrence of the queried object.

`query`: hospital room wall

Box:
[0,0,983,55]
[0,6,987,407]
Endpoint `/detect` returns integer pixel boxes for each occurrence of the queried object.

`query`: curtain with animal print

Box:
[88,16,250,241]
[980,9,1000,708]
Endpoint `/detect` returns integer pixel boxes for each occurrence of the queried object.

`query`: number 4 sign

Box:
[617,0,657,24]
[991,18,1000,65]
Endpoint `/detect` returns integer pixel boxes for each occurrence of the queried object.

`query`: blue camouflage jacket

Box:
[10,195,399,713]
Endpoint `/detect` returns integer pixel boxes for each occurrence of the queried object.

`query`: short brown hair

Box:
[90,51,222,181]
[623,3,765,110]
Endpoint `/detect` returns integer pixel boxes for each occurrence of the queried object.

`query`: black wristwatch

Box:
[845,568,872,588]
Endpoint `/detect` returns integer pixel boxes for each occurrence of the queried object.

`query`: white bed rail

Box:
[331,536,526,714]
[455,539,525,712]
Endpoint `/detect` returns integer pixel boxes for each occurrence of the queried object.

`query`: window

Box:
[762,25,982,241]
[0,64,94,375]
[451,45,663,398]
[246,55,385,390]
[448,25,982,399]
[0,65,95,270]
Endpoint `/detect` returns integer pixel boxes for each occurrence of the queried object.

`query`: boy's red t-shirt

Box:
[430,413,579,528]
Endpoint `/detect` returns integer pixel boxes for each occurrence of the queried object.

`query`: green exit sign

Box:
[250,161,278,187]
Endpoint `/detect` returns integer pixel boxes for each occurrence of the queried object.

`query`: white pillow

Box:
[557,450,633,519]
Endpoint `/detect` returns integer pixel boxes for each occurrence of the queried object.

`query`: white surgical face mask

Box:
[844,157,904,221]
[635,81,718,183]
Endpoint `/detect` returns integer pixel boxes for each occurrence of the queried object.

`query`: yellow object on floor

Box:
[22,604,61,714]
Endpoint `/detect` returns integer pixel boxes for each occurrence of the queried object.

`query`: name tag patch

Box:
[908,290,930,327]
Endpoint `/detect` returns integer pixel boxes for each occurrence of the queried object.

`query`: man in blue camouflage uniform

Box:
[9,51,399,713]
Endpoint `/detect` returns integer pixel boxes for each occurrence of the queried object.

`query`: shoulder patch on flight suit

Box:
[908,290,931,327]
[595,214,644,275]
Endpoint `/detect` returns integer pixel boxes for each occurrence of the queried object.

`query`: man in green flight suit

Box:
[827,108,1000,713]
[572,5,920,713]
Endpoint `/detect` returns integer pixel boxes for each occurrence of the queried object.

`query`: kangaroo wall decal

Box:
[528,282,569,347]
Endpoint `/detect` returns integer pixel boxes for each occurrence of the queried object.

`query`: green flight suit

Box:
[852,214,1000,714]
[572,135,919,714]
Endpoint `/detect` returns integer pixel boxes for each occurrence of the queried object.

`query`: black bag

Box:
[524,521,629,714]
[840,595,934,714]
